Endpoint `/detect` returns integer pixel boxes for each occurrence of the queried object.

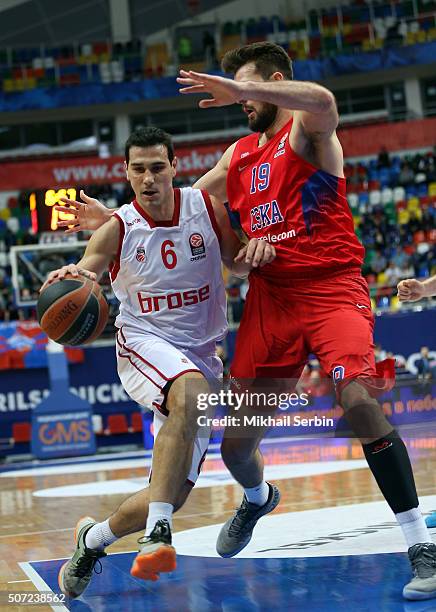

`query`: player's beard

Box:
[248,103,279,133]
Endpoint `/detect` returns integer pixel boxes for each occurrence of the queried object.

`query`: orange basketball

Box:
[37,273,109,346]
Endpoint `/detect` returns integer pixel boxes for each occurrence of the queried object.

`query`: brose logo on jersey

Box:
[136,247,146,263]
[137,285,210,314]
[189,233,206,261]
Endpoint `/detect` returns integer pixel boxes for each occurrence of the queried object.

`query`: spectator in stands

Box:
[399,162,415,187]
[178,34,193,61]
[374,343,387,363]
[384,261,402,286]
[371,248,388,275]
[377,146,390,169]
[202,30,217,69]
[394,355,415,382]
[416,346,434,381]
[392,246,409,270]
[385,21,404,48]
[398,260,415,281]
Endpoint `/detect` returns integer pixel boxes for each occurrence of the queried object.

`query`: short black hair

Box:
[125,127,175,164]
[222,41,293,80]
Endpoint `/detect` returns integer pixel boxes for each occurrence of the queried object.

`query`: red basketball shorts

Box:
[230,271,392,393]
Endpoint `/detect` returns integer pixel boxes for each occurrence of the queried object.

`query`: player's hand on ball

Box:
[41,265,97,292]
[235,239,276,268]
[397,278,425,302]
[54,190,111,233]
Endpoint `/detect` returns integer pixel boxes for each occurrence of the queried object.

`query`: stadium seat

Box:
[413,230,426,244]
[381,187,393,204]
[130,411,143,433]
[12,422,31,443]
[369,190,381,206]
[393,186,406,202]
[105,414,129,435]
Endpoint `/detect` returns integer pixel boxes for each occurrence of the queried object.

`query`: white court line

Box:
[18,562,69,612]
[0,528,74,540]
[7,579,32,583]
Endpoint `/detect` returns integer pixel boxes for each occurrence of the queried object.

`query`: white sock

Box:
[244,481,270,506]
[396,507,433,548]
[85,519,118,551]
[145,502,174,536]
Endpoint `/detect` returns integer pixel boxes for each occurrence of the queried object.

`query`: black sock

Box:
[362,432,418,514]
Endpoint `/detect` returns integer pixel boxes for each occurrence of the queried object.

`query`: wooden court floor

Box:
[1,429,436,611]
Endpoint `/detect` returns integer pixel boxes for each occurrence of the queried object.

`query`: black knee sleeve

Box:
[363,432,418,514]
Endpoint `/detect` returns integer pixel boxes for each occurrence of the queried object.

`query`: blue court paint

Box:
[26,552,420,611]
[426,513,436,528]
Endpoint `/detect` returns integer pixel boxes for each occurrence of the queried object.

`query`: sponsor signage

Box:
[0,143,230,190]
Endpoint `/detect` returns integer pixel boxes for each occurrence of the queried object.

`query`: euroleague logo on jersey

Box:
[136,247,147,263]
[189,233,206,261]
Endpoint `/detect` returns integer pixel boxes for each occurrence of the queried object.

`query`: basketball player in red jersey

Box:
[55,43,436,600]
[176,43,436,601]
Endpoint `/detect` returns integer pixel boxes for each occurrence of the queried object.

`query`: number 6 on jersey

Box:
[161,240,177,269]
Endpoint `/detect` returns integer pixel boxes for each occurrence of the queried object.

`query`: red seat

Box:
[130,412,143,433]
[427,229,436,243]
[12,422,31,443]
[413,230,426,244]
[105,414,129,435]
[395,200,407,211]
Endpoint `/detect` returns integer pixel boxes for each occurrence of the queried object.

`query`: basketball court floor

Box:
[1,425,436,611]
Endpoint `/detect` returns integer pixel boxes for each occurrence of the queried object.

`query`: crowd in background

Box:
[0,149,435,323]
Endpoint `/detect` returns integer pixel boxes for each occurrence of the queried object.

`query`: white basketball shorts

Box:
[116,326,223,486]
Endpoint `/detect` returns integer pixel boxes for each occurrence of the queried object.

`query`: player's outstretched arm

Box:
[54,189,114,233]
[178,69,336,121]
[397,276,436,302]
[41,217,120,290]
[178,69,342,175]
[210,195,275,277]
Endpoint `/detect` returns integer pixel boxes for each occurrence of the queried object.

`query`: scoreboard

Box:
[29,188,77,233]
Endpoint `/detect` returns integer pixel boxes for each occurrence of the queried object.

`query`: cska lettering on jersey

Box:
[251,200,284,232]
[137,285,210,314]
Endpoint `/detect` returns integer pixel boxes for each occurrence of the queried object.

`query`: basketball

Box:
[37,273,109,346]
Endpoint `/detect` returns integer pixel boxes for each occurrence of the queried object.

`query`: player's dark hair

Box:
[221,41,293,80]
[125,127,175,164]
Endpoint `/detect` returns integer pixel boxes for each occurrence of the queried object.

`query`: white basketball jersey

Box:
[110,187,227,349]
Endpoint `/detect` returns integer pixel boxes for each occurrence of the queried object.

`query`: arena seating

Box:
[0,2,435,91]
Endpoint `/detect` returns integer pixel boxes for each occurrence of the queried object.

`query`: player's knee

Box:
[167,372,206,423]
[340,380,392,440]
[221,436,252,467]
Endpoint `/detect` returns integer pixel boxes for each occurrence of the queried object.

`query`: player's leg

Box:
[58,483,192,598]
[310,273,436,601]
[130,369,209,581]
[216,275,306,556]
[217,397,282,557]
[59,330,211,595]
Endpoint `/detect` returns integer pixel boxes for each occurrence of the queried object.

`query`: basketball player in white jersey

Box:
[43,127,275,598]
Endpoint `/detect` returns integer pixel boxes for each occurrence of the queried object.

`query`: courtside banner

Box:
[0,143,230,190]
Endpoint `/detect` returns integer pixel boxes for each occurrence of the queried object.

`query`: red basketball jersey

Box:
[226,118,364,281]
